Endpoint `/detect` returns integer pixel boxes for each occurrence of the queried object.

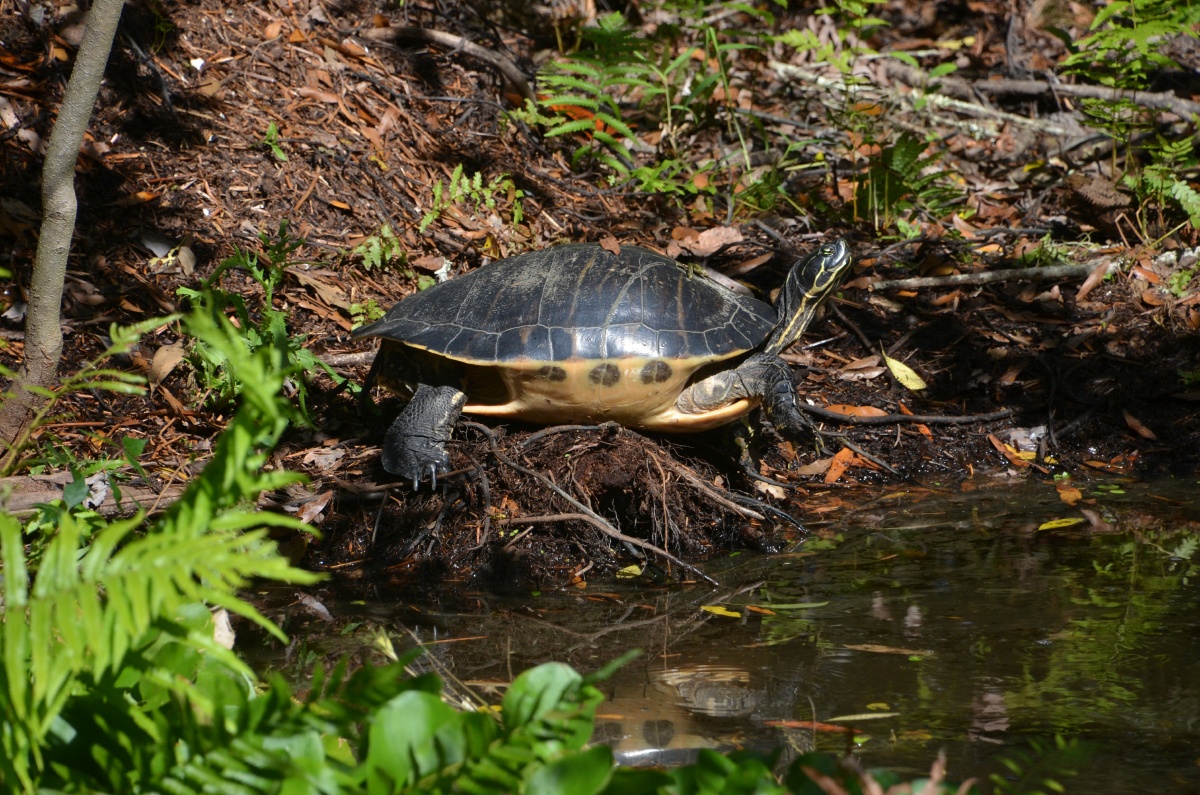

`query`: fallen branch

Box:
[870,259,1121,291]
[803,406,1014,425]
[360,27,536,106]
[884,60,1200,121]
[0,474,187,517]
[769,60,1072,136]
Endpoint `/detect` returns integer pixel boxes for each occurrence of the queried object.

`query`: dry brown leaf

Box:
[159,386,188,416]
[598,234,620,255]
[1130,264,1163,284]
[987,433,1030,467]
[1075,260,1111,301]
[690,226,743,255]
[1056,483,1083,506]
[727,252,773,277]
[667,226,743,257]
[150,343,186,387]
[297,490,334,523]
[951,213,979,239]
[264,20,284,39]
[824,404,888,417]
[843,643,933,657]
[1140,288,1167,307]
[412,255,449,272]
[289,269,350,310]
[297,86,339,103]
[754,480,787,499]
[842,355,881,370]
[1122,409,1157,440]
[792,457,831,476]
[824,447,857,484]
[839,356,886,381]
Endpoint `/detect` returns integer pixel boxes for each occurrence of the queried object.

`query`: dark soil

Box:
[3,0,1200,589]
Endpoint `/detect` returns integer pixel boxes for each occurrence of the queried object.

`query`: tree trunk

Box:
[0,0,127,469]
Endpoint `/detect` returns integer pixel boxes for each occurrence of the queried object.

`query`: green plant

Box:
[177,221,352,418]
[419,164,526,233]
[531,10,771,209]
[1017,234,1074,268]
[1125,135,1200,235]
[350,297,386,327]
[989,736,1091,795]
[774,0,887,74]
[0,308,320,790]
[1059,0,1200,236]
[854,131,964,229]
[1166,263,1196,297]
[353,223,406,271]
[262,121,288,161]
[0,316,170,476]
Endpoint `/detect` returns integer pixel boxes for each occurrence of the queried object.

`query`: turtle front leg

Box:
[382,383,467,489]
[678,353,819,446]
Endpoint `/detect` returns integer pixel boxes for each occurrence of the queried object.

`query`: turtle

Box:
[355,238,852,488]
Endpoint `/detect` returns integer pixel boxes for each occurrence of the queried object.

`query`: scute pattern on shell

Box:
[354,244,777,363]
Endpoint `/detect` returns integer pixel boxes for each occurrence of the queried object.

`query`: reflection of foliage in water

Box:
[1002,527,1199,726]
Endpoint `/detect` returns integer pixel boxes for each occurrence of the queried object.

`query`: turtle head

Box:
[764,238,852,356]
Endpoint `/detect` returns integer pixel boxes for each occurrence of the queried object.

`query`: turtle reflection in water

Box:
[355,239,852,487]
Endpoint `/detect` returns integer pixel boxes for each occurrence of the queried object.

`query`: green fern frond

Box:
[1169,179,1200,228]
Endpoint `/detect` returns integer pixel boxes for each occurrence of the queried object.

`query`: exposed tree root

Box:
[318,422,810,588]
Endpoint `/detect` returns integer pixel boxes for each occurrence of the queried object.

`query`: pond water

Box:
[283,477,1200,793]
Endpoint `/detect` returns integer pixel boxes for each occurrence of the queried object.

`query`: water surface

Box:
[288,477,1200,793]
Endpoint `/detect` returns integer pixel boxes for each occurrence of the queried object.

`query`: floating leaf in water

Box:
[701,605,742,618]
[1038,517,1086,530]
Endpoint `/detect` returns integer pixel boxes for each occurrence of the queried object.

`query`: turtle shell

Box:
[355,244,778,429]
[357,244,776,361]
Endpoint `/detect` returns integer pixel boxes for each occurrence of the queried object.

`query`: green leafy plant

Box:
[262,121,288,161]
[1125,135,1200,235]
[1016,233,1075,269]
[774,0,887,75]
[989,736,1091,795]
[1059,0,1200,237]
[855,131,963,229]
[177,220,351,418]
[0,308,320,790]
[353,223,406,271]
[531,11,772,211]
[419,164,526,233]
[350,297,386,327]
[0,316,172,477]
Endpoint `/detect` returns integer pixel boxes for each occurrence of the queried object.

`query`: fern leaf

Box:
[545,118,603,138]
[1169,179,1200,227]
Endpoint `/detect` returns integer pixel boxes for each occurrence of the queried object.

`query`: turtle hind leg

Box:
[382,384,467,489]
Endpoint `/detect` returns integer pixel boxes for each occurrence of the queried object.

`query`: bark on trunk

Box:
[0,0,127,471]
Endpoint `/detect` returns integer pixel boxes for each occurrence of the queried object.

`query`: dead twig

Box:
[802,406,1014,426]
[870,260,1120,291]
[884,60,1200,122]
[360,27,536,106]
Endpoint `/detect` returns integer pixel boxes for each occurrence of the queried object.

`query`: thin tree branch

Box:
[360,27,536,106]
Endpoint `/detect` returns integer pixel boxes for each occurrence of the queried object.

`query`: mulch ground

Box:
[3,0,1200,588]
